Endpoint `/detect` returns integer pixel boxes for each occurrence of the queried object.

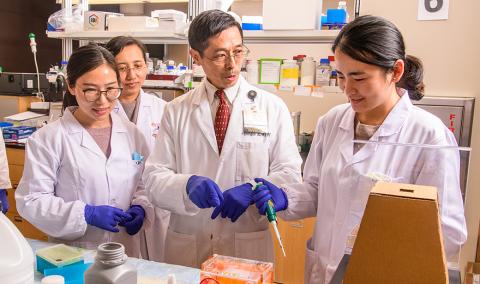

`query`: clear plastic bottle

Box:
[146,53,154,74]
[280,59,299,87]
[300,57,316,86]
[84,242,136,284]
[315,58,331,87]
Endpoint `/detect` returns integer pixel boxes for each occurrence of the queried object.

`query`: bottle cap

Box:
[41,275,65,284]
[320,58,330,64]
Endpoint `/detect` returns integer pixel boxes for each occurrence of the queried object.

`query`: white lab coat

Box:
[281,94,467,284]
[15,107,154,257]
[143,76,302,267]
[114,90,169,262]
[0,131,12,189]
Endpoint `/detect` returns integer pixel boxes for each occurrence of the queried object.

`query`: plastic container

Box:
[300,57,316,86]
[280,59,299,87]
[41,275,65,284]
[36,244,84,274]
[84,242,137,284]
[315,58,331,87]
[328,55,336,71]
[200,254,273,284]
[245,59,259,85]
[338,0,350,22]
[293,55,306,84]
[241,16,263,30]
[330,70,338,86]
[0,213,34,284]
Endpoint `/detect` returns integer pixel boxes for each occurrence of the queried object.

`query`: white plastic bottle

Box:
[0,213,34,284]
[245,59,259,85]
[300,57,316,86]
[280,59,299,87]
[315,58,331,87]
[146,52,154,74]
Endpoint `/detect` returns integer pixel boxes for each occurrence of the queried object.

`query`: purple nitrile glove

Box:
[0,189,9,214]
[84,204,131,233]
[186,175,224,209]
[211,183,253,222]
[253,178,288,215]
[119,205,145,235]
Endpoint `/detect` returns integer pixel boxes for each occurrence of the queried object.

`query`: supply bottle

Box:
[330,70,338,86]
[315,58,331,87]
[328,55,336,71]
[146,53,154,74]
[280,59,299,87]
[293,55,306,84]
[338,1,349,23]
[300,57,316,86]
[84,242,137,284]
[245,59,259,85]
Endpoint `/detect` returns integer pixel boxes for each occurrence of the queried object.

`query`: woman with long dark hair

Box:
[16,44,153,257]
[252,15,467,283]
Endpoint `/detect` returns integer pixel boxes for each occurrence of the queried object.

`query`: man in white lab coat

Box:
[106,36,168,262]
[143,9,302,267]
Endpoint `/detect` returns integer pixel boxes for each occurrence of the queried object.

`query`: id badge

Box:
[243,105,269,136]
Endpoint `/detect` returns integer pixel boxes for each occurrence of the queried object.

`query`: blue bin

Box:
[326,9,347,24]
[43,262,92,284]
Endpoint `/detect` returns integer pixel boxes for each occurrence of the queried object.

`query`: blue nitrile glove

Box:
[0,189,9,214]
[84,204,131,233]
[186,175,224,209]
[118,205,145,235]
[253,178,288,215]
[211,183,254,222]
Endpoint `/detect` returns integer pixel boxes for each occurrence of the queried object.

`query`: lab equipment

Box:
[84,204,132,233]
[0,72,49,95]
[36,244,84,274]
[84,11,123,31]
[84,242,137,284]
[290,111,301,145]
[29,33,44,101]
[253,183,286,257]
[186,175,223,209]
[0,213,34,284]
[119,205,145,236]
[200,254,273,284]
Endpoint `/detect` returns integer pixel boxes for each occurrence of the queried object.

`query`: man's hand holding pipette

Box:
[253,178,288,214]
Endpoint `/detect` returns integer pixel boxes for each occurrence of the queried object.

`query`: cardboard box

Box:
[465,262,480,284]
[344,182,448,284]
[108,16,159,31]
[263,0,323,30]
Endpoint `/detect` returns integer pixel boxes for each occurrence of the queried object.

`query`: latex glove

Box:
[186,175,223,209]
[119,205,145,235]
[211,183,253,222]
[253,178,288,215]
[0,189,8,214]
[84,204,131,233]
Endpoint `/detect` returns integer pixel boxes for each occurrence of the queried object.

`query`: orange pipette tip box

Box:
[200,254,274,284]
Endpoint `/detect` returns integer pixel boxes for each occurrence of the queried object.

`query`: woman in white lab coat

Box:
[15,44,154,257]
[253,15,467,283]
[106,36,168,262]
[0,131,11,214]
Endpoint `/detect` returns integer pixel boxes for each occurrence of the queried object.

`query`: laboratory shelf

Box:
[47,29,340,45]
[46,30,188,44]
[243,29,340,44]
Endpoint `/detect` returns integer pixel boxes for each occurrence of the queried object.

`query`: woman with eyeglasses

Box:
[15,44,154,257]
[105,36,168,262]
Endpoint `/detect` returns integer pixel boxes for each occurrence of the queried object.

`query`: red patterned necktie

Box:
[214,89,231,153]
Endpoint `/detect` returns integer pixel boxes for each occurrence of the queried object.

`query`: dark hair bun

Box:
[399,55,425,100]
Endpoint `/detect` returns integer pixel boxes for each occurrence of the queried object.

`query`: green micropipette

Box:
[253,183,286,257]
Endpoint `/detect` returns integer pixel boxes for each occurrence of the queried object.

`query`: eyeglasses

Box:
[82,87,122,102]
[204,46,250,65]
[117,64,146,74]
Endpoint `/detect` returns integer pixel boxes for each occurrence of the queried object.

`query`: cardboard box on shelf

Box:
[465,262,480,284]
[344,182,448,284]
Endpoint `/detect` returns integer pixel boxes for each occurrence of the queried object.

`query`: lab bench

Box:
[28,238,200,284]
[5,145,48,241]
